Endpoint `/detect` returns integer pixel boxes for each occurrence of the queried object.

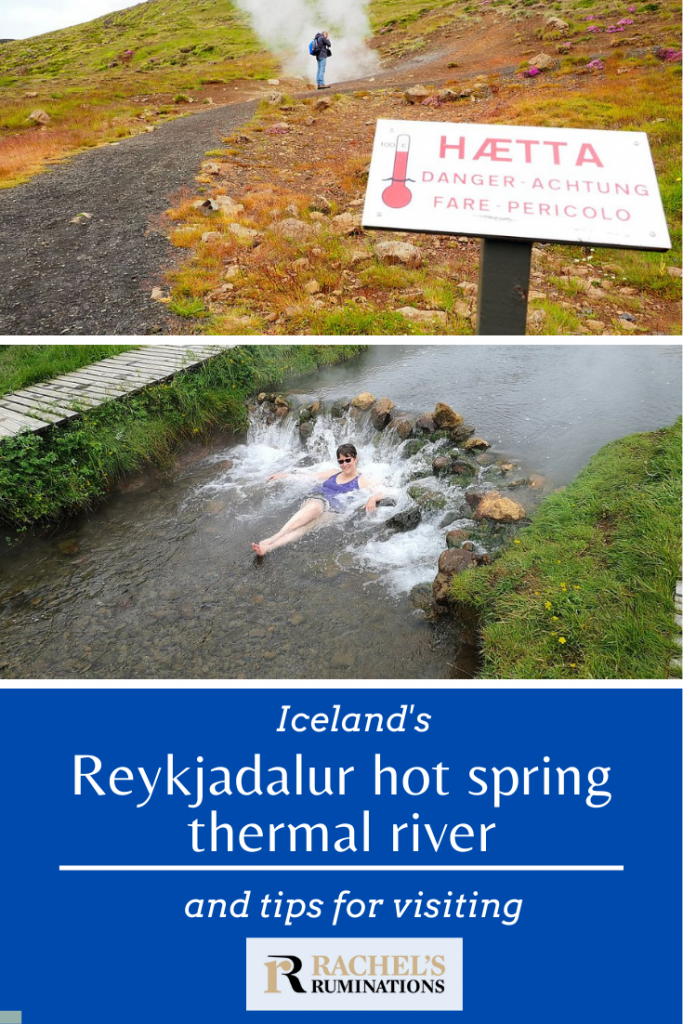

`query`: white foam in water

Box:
[196,404,477,595]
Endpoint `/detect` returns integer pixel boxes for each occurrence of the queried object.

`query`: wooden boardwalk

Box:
[0,344,229,439]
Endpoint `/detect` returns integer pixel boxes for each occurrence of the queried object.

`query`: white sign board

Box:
[363,119,671,250]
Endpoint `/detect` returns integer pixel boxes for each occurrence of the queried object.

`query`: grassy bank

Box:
[0,344,138,395]
[0,344,364,531]
[448,419,682,679]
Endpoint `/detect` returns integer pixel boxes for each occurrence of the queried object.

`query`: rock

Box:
[432,456,452,476]
[407,485,447,511]
[267,79,280,86]
[292,258,310,271]
[619,287,638,295]
[349,249,371,265]
[433,402,463,430]
[529,474,545,490]
[446,529,471,547]
[270,218,321,241]
[409,583,434,613]
[70,212,93,224]
[531,53,555,70]
[267,92,284,105]
[666,266,682,278]
[371,397,395,430]
[332,212,362,235]
[389,416,415,440]
[416,413,435,433]
[437,89,460,103]
[460,281,477,294]
[229,224,259,240]
[58,540,80,556]
[619,311,637,322]
[387,507,422,532]
[396,307,447,326]
[402,438,429,457]
[405,85,430,103]
[585,319,605,332]
[465,487,490,509]
[310,195,333,213]
[375,241,423,268]
[545,16,568,29]
[151,286,170,303]
[464,438,490,451]
[304,280,321,295]
[24,91,39,98]
[28,109,50,125]
[210,196,245,214]
[438,548,477,575]
[451,459,477,478]
[202,161,221,175]
[315,97,332,110]
[527,309,547,331]
[352,391,376,411]
[225,265,242,280]
[299,421,314,439]
[201,231,223,243]
[474,492,526,523]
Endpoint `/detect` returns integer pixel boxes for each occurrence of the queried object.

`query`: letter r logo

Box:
[264,955,306,993]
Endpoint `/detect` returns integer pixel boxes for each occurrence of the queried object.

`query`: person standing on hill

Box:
[314,30,332,89]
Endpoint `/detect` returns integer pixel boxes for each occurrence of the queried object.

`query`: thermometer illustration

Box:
[381,134,414,209]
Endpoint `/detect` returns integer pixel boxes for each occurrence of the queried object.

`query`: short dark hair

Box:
[336,443,357,459]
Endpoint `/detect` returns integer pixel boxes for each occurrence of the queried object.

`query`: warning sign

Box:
[363,119,671,250]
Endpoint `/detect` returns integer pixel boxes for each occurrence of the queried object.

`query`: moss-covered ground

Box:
[448,418,682,679]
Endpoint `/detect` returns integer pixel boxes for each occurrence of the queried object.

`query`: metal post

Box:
[476,238,533,336]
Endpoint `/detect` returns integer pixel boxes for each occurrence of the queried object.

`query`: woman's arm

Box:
[359,474,388,511]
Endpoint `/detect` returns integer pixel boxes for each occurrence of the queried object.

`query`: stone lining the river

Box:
[250,389,547,623]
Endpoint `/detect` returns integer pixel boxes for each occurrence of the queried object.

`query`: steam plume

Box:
[234,0,378,83]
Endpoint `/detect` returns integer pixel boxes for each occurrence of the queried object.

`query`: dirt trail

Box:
[0,101,256,335]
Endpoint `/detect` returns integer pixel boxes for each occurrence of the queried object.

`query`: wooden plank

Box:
[0,407,51,432]
[50,372,132,394]
[25,384,107,405]
[3,393,78,419]
[0,398,65,423]
[0,345,228,440]
[10,386,90,411]
[64,364,167,386]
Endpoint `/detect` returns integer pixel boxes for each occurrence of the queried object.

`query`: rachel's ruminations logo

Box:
[247,938,463,1011]
[264,955,307,994]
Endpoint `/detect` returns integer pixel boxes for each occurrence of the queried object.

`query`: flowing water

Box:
[1,344,680,681]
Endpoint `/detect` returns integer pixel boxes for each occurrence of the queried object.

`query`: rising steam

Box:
[234,0,379,83]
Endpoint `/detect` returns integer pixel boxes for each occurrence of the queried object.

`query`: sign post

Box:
[363,120,671,335]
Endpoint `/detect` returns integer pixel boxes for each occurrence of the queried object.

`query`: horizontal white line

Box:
[59,864,624,872]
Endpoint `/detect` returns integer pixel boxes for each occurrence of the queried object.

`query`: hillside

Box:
[0,0,680,336]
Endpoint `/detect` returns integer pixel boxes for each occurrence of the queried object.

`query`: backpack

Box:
[309,38,319,56]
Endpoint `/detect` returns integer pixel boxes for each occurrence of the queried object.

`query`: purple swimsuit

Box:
[316,473,361,512]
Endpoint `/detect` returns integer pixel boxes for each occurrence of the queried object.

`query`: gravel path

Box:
[0,101,257,336]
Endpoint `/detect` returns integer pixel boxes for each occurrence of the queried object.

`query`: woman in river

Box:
[251,443,387,556]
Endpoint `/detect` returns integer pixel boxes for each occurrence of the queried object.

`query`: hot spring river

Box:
[1,344,680,680]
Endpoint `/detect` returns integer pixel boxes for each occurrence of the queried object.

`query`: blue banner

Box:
[0,689,679,1022]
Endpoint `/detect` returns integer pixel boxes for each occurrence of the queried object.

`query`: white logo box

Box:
[246,937,463,1011]
[362,118,671,250]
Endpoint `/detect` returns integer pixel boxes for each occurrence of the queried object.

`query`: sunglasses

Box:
[337,457,354,464]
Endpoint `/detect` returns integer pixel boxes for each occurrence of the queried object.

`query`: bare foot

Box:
[251,542,267,556]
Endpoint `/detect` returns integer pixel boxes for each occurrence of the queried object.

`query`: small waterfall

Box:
[200,398,499,597]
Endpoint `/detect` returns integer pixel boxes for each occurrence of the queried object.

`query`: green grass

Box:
[448,418,683,679]
[0,344,365,531]
[0,344,138,396]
